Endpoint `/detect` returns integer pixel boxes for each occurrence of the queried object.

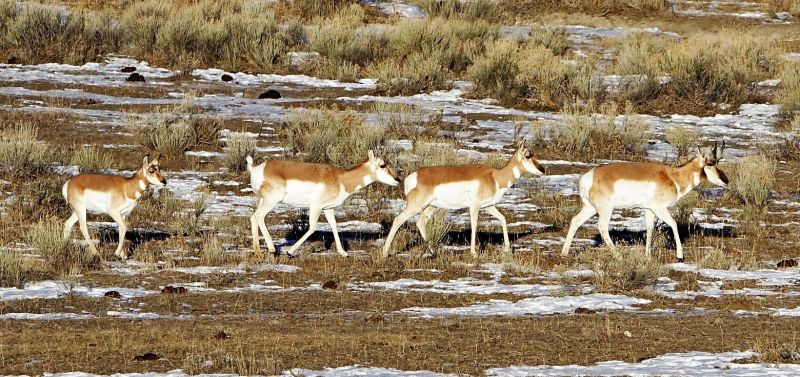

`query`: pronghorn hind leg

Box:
[107,210,128,260]
[485,206,510,253]
[416,205,435,254]
[286,205,322,257]
[251,191,283,258]
[651,206,683,262]
[63,211,79,240]
[561,205,597,256]
[323,209,348,257]
[644,209,655,257]
[468,204,480,258]
[76,207,100,255]
[382,190,429,258]
[596,204,616,252]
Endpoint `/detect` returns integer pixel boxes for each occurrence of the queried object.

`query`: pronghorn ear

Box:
[152,153,162,165]
[368,149,375,161]
[142,154,150,167]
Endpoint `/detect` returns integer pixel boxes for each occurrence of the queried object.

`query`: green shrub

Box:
[779,63,800,116]
[665,127,702,159]
[528,26,570,55]
[412,0,500,21]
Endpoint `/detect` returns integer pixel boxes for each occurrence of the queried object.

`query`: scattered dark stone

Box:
[777,259,798,268]
[214,331,230,340]
[7,56,19,64]
[258,89,281,99]
[121,66,137,73]
[574,307,596,314]
[104,290,122,299]
[126,72,145,82]
[161,286,187,294]
[133,352,159,361]
[322,280,338,290]
[221,74,233,82]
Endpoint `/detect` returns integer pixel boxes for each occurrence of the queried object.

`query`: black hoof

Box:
[677,257,685,263]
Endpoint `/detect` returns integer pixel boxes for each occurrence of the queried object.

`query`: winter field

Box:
[1,0,800,376]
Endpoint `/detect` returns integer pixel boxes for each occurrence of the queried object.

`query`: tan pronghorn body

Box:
[63,155,166,259]
[382,143,545,258]
[247,150,400,258]
[562,144,728,261]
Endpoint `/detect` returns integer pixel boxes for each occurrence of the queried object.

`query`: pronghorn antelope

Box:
[561,143,728,262]
[63,154,167,259]
[246,150,400,258]
[382,142,545,258]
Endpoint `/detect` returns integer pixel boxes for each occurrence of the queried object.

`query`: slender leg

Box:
[382,190,429,258]
[63,211,78,240]
[107,211,128,259]
[596,205,615,251]
[250,191,283,258]
[485,206,510,253]
[76,207,100,255]
[469,204,480,257]
[323,209,347,257]
[561,205,597,256]
[286,206,322,257]
[416,206,433,243]
[644,209,655,257]
[651,206,683,262]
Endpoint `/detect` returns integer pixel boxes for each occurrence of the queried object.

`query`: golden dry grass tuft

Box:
[28,218,99,276]
[730,155,777,208]
[0,121,50,178]
[580,247,666,293]
[223,134,257,173]
[70,146,115,173]
[553,102,650,161]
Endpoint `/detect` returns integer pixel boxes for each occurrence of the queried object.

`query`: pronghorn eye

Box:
[148,167,156,173]
[525,151,532,158]
[379,163,386,169]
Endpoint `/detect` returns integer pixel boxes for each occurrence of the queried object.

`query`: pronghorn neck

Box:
[669,158,703,198]
[339,162,373,193]
[124,168,149,200]
[493,154,523,189]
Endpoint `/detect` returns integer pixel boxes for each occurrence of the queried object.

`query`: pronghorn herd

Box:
[62,143,729,262]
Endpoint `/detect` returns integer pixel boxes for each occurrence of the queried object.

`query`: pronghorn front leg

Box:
[485,206,510,253]
[651,206,683,262]
[107,210,128,259]
[251,193,282,258]
[469,204,480,257]
[323,209,348,257]
[382,190,428,258]
[286,205,322,257]
[562,205,597,256]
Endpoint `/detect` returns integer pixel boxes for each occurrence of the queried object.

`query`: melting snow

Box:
[0,281,156,301]
[401,294,650,317]
[671,264,800,286]
[486,351,800,376]
[192,68,377,90]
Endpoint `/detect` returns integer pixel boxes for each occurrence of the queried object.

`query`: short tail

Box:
[246,155,255,172]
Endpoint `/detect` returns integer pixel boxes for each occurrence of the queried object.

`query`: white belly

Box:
[611,180,657,208]
[282,180,326,207]
[430,181,480,210]
[118,198,138,216]
[84,190,112,213]
[483,187,507,207]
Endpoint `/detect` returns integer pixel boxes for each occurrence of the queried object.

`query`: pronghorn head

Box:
[367,150,400,186]
[515,141,545,176]
[142,154,167,187]
[695,142,728,187]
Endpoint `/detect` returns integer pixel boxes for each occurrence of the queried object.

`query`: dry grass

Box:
[28,218,98,276]
[70,146,115,173]
[779,63,800,117]
[283,109,384,168]
[579,247,666,293]
[418,208,452,254]
[135,105,222,156]
[411,0,500,21]
[553,102,649,161]
[0,122,50,178]
[527,25,570,55]
[223,134,257,173]
[665,127,702,159]
[730,155,777,208]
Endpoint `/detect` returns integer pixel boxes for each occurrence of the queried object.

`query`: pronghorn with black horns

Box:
[382,141,546,258]
[63,154,167,259]
[562,142,728,262]
[246,150,401,258]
